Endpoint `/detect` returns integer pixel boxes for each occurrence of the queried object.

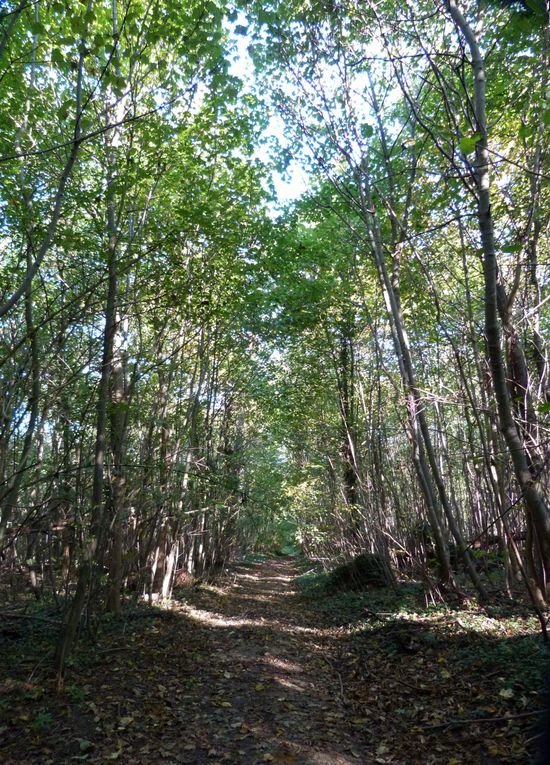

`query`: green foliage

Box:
[32,709,53,733]
[297,570,421,623]
[453,633,546,691]
[65,684,87,705]
[0,0,548,672]
[458,133,482,154]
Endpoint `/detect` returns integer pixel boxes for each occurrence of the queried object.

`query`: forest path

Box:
[169,557,370,765]
[2,556,538,764]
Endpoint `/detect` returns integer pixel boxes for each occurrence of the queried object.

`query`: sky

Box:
[226,15,310,207]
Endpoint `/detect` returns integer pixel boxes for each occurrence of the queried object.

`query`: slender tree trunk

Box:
[0,248,41,547]
[358,172,485,596]
[446,0,550,604]
[54,180,119,684]
[105,297,127,615]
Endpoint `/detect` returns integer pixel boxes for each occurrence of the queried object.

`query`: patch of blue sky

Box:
[225,13,310,208]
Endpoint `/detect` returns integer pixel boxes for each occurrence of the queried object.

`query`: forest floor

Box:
[0,556,548,764]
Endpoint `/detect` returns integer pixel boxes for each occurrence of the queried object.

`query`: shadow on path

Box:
[1,557,543,764]
[169,557,368,764]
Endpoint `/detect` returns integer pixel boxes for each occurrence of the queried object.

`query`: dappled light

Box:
[177,564,340,641]
[1,557,546,763]
[0,0,548,763]
[264,657,304,674]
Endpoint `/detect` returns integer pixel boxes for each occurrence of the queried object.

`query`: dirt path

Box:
[3,556,538,764]
[2,557,372,765]
[169,557,369,765]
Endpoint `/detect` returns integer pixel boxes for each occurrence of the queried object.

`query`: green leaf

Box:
[51,48,64,66]
[70,16,86,36]
[360,123,374,138]
[458,133,481,154]
[113,75,126,96]
[523,0,547,17]
[30,21,46,36]
[543,109,550,126]
[57,99,73,120]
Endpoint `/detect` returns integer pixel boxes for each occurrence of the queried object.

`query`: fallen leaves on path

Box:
[0,558,545,764]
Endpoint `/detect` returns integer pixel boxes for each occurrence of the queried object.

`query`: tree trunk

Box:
[54,181,119,684]
[446,0,550,604]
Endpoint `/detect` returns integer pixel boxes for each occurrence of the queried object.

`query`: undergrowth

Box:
[296,561,548,705]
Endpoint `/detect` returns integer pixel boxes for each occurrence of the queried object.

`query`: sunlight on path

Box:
[171,558,372,765]
[179,603,337,637]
